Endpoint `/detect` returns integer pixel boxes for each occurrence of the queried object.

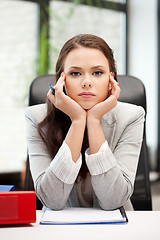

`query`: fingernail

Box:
[61,72,64,77]
[111,72,115,78]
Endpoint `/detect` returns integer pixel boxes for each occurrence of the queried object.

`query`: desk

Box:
[1,211,160,240]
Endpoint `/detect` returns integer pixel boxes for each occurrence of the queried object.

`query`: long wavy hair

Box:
[38,34,117,179]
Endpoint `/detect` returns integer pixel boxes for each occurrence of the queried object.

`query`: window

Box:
[0,0,127,173]
[49,0,127,74]
[0,0,38,172]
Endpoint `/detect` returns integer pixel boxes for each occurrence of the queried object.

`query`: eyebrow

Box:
[69,65,105,70]
[69,66,82,70]
[91,65,105,69]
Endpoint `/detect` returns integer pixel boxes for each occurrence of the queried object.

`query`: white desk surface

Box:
[1,211,160,240]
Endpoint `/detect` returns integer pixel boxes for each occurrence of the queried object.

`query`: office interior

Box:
[0,0,160,210]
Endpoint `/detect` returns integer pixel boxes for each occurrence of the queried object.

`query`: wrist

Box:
[70,108,86,123]
[87,115,101,129]
[87,112,100,123]
[72,115,86,126]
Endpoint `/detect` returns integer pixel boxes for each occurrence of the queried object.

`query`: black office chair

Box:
[118,75,152,210]
[24,74,152,210]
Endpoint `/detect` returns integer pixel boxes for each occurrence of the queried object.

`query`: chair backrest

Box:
[118,75,152,210]
[24,74,152,210]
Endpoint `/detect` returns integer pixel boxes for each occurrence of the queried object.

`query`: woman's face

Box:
[64,46,110,110]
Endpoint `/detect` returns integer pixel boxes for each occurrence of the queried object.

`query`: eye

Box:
[70,72,81,76]
[93,71,103,76]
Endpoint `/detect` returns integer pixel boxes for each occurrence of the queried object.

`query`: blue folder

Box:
[0,185,15,192]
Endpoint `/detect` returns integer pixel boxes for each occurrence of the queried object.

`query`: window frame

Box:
[22,0,128,74]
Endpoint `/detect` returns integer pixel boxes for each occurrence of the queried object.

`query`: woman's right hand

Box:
[47,73,87,123]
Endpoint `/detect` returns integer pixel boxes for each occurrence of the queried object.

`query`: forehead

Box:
[64,47,109,69]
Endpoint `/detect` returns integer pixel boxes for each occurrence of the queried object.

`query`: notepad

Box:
[40,207,128,225]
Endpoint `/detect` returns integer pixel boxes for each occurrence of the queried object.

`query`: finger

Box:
[55,72,65,86]
[54,78,65,94]
[109,74,116,91]
[108,77,120,101]
[109,73,119,90]
[47,89,56,104]
[54,72,65,93]
[56,82,65,95]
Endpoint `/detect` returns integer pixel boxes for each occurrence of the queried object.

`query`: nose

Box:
[81,77,93,89]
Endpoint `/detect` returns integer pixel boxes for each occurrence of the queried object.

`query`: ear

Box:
[109,83,112,90]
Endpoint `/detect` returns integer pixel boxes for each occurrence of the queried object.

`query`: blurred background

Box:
[0,0,160,209]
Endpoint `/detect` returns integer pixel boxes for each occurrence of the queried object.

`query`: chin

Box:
[80,103,96,110]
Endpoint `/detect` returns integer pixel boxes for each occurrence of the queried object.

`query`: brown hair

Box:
[38,34,117,179]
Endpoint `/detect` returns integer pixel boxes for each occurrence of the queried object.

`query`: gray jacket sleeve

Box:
[85,106,145,210]
[25,105,82,210]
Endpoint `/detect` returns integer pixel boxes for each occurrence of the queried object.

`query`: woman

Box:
[25,34,145,211]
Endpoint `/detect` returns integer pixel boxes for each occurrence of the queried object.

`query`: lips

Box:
[78,92,95,97]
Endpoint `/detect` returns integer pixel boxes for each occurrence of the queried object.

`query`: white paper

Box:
[40,207,126,224]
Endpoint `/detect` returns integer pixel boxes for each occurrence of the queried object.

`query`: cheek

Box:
[65,81,76,98]
[98,82,109,100]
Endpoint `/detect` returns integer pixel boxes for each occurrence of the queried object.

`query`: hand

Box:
[47,73,86,123]
[87,73,120,122]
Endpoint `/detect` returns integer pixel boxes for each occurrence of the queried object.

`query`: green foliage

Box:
[37,0,102,75]
[36,0,122,75]
[38,24,50,75]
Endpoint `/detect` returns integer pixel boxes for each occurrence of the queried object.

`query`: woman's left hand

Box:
[87,73,120,121]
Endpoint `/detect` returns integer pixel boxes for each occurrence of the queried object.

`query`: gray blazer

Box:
[25,101,145,211]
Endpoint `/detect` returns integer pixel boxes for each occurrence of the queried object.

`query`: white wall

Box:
[128,0,158,169]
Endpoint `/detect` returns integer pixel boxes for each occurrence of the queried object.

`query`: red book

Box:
[0,191,36,225]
